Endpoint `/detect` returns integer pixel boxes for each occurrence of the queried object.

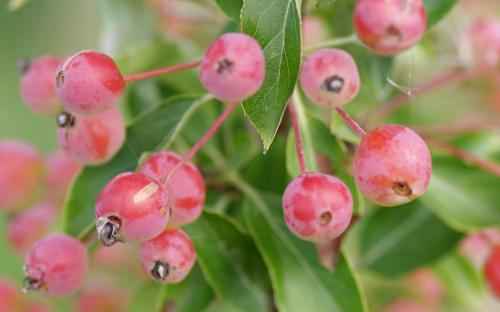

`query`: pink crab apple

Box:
[7,202,56,255]
[353,125,432,207]
[0,140,45,211]
[74,286,128,312]
[19,55,62,116]
[302,15,328,46]
[45,151,81,204]
[139,151,205,227]
[56,50,125,114]
[383,299,434,312]
[0,279,22,312]
[140,229,196,284]
[200,32,265,102]
[467,18,500,66]
[300,49,360,108]
[95,172,169,246]
[409,269,444,303]
[56,107,125,165]
[282,173,353,242]
[23,233,88,296]
[485,245,500,298]
[354,0,427,56]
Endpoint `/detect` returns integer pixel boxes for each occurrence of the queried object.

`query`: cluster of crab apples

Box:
[1,0,500,301]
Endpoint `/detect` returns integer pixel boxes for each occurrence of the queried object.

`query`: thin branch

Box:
[413,119,500,137]
[303,34,359,53]
[123,60,201,83]
[289,100,307,175]
[335,107,367,137]
[426,138,500,177]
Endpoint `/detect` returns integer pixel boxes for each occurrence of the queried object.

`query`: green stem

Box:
[155,284,168,312]
[303,34,359,53]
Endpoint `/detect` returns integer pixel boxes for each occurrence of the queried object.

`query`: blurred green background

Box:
[0,0,99,281]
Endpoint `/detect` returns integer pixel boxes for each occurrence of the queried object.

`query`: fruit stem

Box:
[288,99,308,175]
[413,119,500,137]
[123,60,202,83]
[335,107,367,137]
[368,66,490,126]
[303,33,359,53]
[183,101,239,161]
[426,138,500,177]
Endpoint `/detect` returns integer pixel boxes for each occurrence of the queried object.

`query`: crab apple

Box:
[45,151,81,204]
[56,107,125,165]
[409,269,444,303]
[467,18,500,66]
[300,49,360,108]
[19,55,62,116]
[383,300,433,312]
[138,151,205,227]
[0,140,45,211]
[353,125,431,207]
[200,32,265,102]
[140,229,196,284]
[282,173,353,242]
[0,279,22,312]
[460,233,493,268]
[74,286,127,312]
[23,233,88,296]
[485,245,500,297]
[354,0,427,56]
[7,202,56,255]
[302,15,328,46]
[56,50,124,114]
[95,172,168,246]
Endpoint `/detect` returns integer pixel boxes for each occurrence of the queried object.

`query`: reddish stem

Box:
[335,107,367,137]
[123,60,201,83]
[426,138,500,177]
[369,66,489,126]
[288,100,307,175]
[183,102,239,161]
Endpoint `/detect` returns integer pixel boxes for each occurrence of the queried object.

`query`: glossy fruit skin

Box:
[485,245,500,297]
[56,107,125,165]
[200,32,265,102]
[300,49,360,108]
[282,173,353,242]
[24,233,88,296]
[139,151,205,227]
[95,172,169,243]
[56,50,124,114]
[7,202,56,255]
[140,229,196,284]
[0,140,45,211]
[354,0,427,56]
[353,125,432,207]
[45,152,81,204]
[20,55,62,116]
[467,18,500,66]
[0,279,22,312]
[74,286,127,312]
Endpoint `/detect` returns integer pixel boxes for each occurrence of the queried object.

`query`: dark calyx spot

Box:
[319,211,333,226]
[22,276,42,294]
[322,75,344,93]
[216,58,234,74]
[151,261,170,282]
[16,58,31,74]
[56,70,65,88]
[96,216,121,247]
[385,25,403,43]
[56,111,75,128]
[392,181,412,197]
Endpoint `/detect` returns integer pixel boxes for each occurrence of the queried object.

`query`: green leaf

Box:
[184,212,270,312]
[213,0,243,22]
[355,201,462,276]
[241,192,366,312]
[241,0,302,150]
[423,0,458,27]
[62,95,212,237]
[433,252,487,309]
[421,157,500,232]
